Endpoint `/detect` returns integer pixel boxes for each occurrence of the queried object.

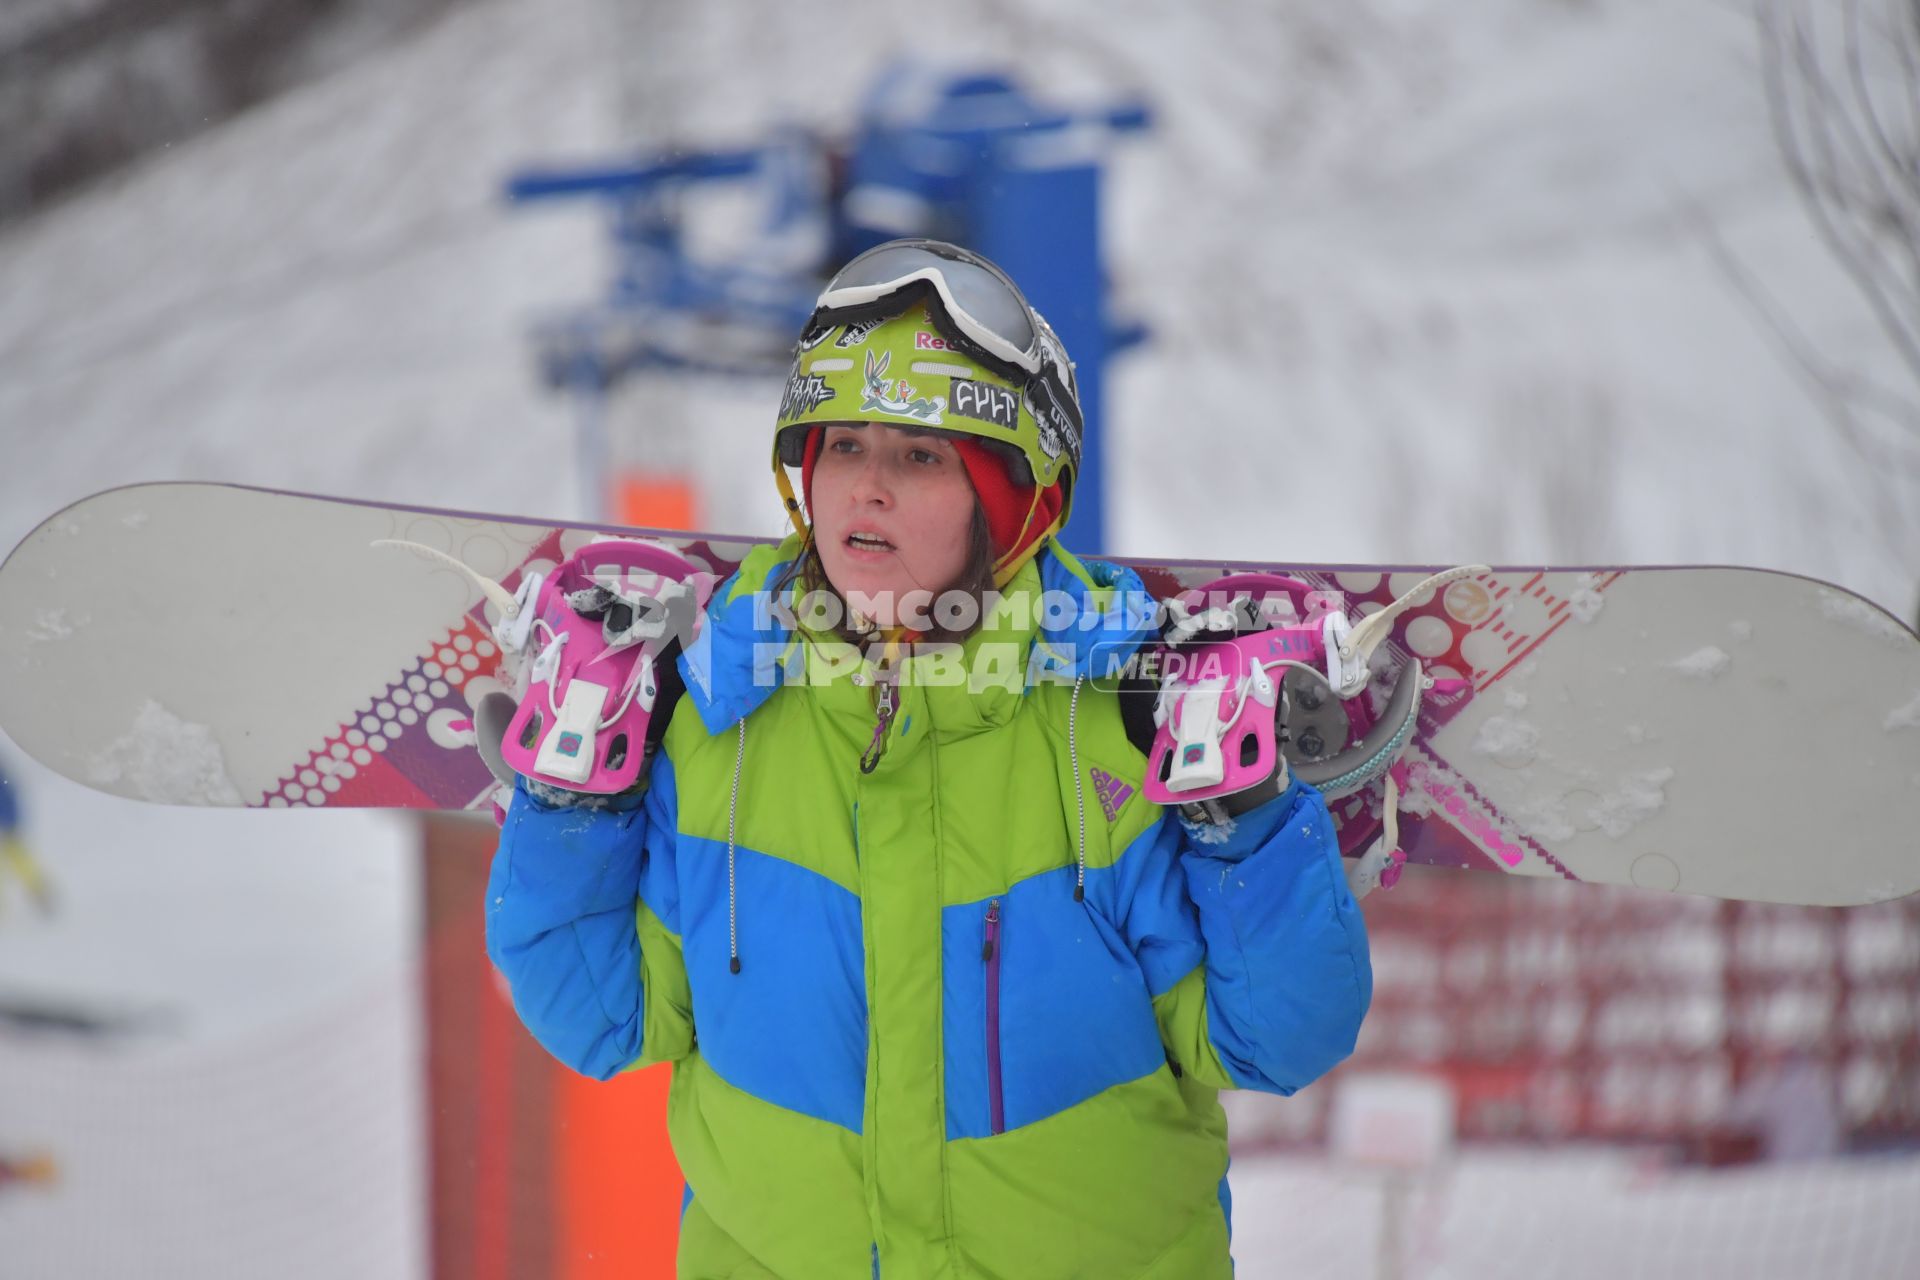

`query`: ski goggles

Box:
[801,239,1083,467]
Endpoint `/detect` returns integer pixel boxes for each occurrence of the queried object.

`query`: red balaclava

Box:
[800,430,1064,579]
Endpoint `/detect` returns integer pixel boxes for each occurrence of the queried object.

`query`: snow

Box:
[25,607,74,641]
[1391,770,1437,818]
[3,0,1918,1274]
[1589,767,1676,839]
[1470,713,1539,766]
[1225,1147,1920,1280]
[1510,766,1675,843]
[83,699,246,806]
[1513,794,1578,843]
[1568,586,1606,624]
[1184,814,1236,847]
[1668,645,1734,680]
[0,971,424,1278]
[1818,589,1914,647]
[1886,692,1920,733]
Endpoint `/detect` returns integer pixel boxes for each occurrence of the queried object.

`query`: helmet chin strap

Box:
[989,485,1062,588]
[775,462,812,541]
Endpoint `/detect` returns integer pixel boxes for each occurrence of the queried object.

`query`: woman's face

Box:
[809,423,979,627]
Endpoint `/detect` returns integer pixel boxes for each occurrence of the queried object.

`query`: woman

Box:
[487,240,1371,1279]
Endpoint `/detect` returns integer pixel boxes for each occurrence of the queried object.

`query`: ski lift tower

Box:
[505,64,1148,551]
[836,66,1151,551]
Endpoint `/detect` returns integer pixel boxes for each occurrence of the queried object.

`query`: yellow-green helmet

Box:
[771,240,1082,536]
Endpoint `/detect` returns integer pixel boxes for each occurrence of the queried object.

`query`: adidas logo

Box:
[1089,767,1135,823]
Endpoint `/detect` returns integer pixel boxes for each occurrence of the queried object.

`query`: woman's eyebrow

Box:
[825,422,953,448]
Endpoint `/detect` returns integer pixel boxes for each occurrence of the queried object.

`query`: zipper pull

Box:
[858,672,898,774]
[982,899,1000,961]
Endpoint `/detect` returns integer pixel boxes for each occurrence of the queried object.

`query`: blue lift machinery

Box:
[505,65,1149,551]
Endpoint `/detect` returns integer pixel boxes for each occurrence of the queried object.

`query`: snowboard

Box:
[2,481,1917,907]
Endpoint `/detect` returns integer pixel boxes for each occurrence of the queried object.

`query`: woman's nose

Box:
[848,450,893,505]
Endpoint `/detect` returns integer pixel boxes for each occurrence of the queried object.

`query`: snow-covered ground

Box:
[1,1,622,1272]
[2,0,1916,1275]
[1229,1147,1920,1280]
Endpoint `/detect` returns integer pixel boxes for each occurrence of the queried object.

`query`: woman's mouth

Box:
[846,532,894,554]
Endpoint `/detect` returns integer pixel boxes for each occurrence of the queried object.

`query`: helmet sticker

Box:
[834,317,887,348]
[796,321,834,353]
[779,370,837,421]
[950,379,1018,431]
[860,350,946,425]
[1023,380,1079,467]
[913,331,960,352]
[1033,413,1063,462]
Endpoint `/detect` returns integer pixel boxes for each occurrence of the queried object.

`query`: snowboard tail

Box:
[4,482,1917,906]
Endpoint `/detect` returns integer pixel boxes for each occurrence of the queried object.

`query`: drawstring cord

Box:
[737,633,899,974]
[1069,677,1087,903]
[728,718,745,974]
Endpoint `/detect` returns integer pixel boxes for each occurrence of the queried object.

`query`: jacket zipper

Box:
[859,663,899,774]
[983,898,1004,1136]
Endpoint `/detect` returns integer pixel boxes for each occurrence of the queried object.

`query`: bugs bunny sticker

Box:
[860,349,946,425]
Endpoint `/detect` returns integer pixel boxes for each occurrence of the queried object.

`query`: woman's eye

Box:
[828,436,860,454]
[908,449,941,465]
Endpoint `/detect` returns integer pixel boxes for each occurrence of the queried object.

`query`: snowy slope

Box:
[1,1,624,1274]
[1,0,1916,1276]
[1228,1147,1920,1280]
[603,0,1917,605]
[4,0,1913,595]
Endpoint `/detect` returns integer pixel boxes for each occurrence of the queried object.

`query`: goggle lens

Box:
[823,243,1038,358]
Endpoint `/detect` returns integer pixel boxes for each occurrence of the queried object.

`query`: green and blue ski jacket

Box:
[487,539,1372,1279]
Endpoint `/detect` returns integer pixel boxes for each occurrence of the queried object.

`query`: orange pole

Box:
[614,474,699,531]
[547,472,694,1277]
[555,1063,683,1278]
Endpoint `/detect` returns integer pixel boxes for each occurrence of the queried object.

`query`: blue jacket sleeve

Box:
[1120,779,1372,1096]
[485,759,685,1080]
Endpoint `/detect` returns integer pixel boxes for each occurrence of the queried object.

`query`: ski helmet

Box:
[772,239,1083,544]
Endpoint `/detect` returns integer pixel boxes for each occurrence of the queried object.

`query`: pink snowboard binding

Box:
[1144,568,1478,809]
[1144,574,1354,805]
[495,539,711,795]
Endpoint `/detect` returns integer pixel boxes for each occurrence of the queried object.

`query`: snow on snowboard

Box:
[1,481,1916,907]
